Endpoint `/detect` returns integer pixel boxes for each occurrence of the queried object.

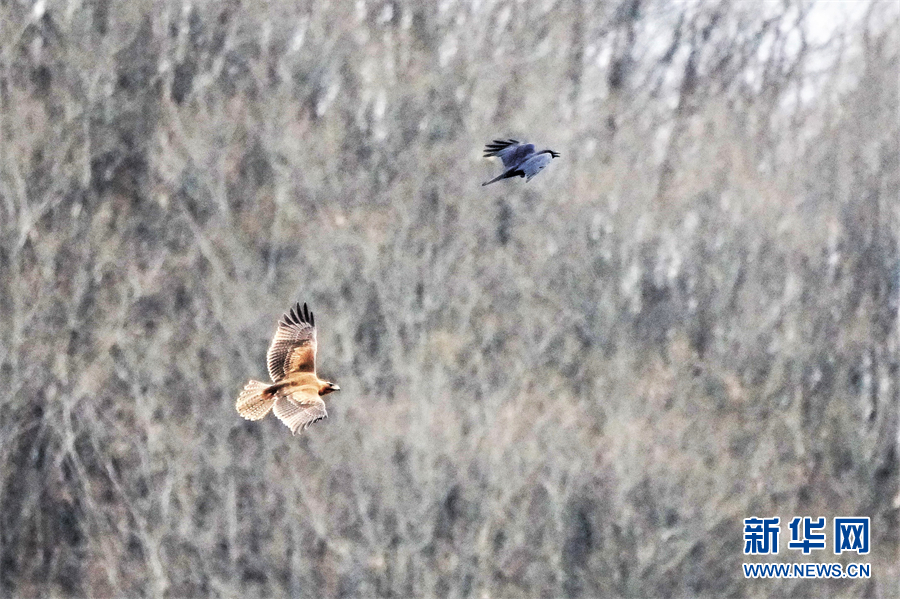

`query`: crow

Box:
[482,139,560,186]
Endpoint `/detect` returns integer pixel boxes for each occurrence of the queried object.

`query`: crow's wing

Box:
[483,139,536,168]
[522,153,553,181]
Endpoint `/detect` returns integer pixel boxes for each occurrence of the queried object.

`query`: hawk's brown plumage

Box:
[236,302,340,434]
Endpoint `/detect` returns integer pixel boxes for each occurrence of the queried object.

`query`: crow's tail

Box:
[482,169,520,186]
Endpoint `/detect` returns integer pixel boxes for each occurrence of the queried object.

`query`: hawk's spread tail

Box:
[236,380,275,421]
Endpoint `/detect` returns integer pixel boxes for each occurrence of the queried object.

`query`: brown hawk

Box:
[236,302,340,434]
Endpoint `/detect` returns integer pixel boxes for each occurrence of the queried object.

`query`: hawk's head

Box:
[319,381,341,396]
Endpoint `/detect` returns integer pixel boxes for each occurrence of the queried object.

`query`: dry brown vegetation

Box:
[1,0,898,597]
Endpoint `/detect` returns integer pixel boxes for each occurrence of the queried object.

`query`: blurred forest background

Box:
[1,0,898,597]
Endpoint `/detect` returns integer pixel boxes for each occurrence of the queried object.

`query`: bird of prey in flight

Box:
[236,302,340,434]
[482,139,560,186]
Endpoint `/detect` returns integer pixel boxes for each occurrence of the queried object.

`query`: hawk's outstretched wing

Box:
[273,394,328,435]
[483,139,536,168]
[267,302,317,382]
